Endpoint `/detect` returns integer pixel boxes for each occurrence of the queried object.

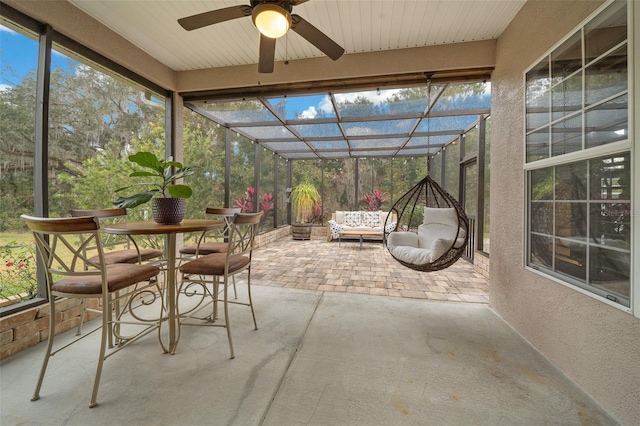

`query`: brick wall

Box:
[0,299,100,360]
[473,251,490,279]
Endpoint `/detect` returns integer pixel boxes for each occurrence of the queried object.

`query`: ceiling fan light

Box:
[252,3,291,39]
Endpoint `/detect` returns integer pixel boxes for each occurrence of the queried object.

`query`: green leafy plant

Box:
[113,151,194,209]
[291,181,320,223]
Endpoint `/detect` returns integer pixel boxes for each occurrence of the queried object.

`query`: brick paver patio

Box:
[251,236,488,303]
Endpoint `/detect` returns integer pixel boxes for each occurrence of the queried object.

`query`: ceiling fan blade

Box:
[178,5,252,31]
[290,0,311,5]
[259,35,276,73]
[291,15,345,60]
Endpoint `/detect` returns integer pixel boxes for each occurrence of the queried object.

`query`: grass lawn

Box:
[0,232,32,247]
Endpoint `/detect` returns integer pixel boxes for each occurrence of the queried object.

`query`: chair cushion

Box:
[423,207,458,227]
[89,248,163,265]
[51,263,160,295]
[179,242,228,255]
[389,245,433,265]
[179,253,250,276]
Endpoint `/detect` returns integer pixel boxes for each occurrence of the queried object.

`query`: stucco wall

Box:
[491,0,640,424]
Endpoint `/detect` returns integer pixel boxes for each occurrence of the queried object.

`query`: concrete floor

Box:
[0,283,616,425]
[0,237,614,424]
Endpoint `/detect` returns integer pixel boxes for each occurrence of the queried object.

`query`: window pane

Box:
[590,204,630,250]
[527,152,631,307]
[555,239,586,281]
[584,0,627,63]
[463,125,478,157]
[526,127,550,162]
[551,73,582,121]
[531,202,553,235]
[585,94,628,149]
[0,23,39,306]
[589,153,631,200]
[359,158,391,211]
[444,141,460,199]
[555,202,587,240]
[430,153,442,185]
[530,235,553,269]
[585,45,627,106]
[230,137,256,213]
[526,58,551,130]
[183,109,225,218]
[482,117,491,253]
[530,168,554,200]
[550,31,582,84]
[463,163,477,216]
[551,114,582,156]
[276,156,288,227]
[556,161,587,200]
[589,246,630,305]
[259,148,275,231]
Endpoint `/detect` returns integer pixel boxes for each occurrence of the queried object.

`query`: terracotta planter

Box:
[291,223,313,240]
[152,198,186,224]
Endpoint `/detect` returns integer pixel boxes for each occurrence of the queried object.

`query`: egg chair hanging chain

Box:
[383,75,470,272]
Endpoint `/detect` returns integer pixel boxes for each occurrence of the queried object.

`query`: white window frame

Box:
[522,0,637,317]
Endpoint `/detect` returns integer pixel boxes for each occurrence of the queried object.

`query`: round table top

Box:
[103,219,224,235]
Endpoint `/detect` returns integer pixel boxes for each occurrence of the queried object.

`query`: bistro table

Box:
[103,219,223,354]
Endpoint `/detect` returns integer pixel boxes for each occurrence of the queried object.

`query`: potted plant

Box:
[290,181,320,240]
[113,151,194,224]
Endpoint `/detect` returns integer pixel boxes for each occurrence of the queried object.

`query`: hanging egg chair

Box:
[384,174,469,272]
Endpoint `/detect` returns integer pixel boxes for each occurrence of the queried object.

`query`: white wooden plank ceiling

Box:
[68,0,526,72]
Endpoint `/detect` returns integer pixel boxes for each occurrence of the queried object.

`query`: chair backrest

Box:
[418,208,461,249]
[227,212,264,258]
[69,208,138,258]
[21,215,105,288]
[206,207,242,237]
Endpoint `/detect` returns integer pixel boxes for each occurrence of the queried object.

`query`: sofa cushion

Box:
[344,211,362,227]
[362,211,380,227]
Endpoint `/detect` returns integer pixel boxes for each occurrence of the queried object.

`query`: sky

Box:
[1,23,404,120]
[1,24,72,90]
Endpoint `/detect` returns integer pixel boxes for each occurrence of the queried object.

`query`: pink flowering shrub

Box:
[362,189,388,211]
[0,242,38,303]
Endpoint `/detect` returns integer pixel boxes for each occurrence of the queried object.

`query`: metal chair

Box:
[69,208,163,265]
[22,215,162,408]
[179,207,241,298]
[179,207,241,257]
[69,208,164,339]
[177,212,263,359]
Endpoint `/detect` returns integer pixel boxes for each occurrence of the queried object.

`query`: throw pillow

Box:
[344,211,362,227]
[385,221,397,233]
[328,220,344,238]
[335,211,345,224]
[362,211,380,227]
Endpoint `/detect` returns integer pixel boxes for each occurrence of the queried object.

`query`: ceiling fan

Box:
[178,0,345,73]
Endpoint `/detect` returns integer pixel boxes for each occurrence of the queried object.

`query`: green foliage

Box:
[291,181,320,223]
[0,242,37,302]
[113,151,194,209]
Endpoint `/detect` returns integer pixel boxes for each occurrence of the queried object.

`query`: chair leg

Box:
[76,299,87,336]
[232,275,237,299]
[89,294,110,408]
[31,299,57,402]
[223,278,234,359]
[246,269,258,331]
